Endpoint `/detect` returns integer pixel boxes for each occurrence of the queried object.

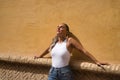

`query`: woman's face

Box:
[57,24,67,37]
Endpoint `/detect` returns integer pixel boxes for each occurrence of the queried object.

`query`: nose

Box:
[57,27,60,31]
[57,27,60,33]
[57,26,62,31]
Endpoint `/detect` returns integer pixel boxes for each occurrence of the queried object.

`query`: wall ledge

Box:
[0,55,120,75]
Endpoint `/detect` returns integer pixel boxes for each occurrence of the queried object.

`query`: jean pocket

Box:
[61,71,73,80]
[61,67,71,73]
[49,68,53,73]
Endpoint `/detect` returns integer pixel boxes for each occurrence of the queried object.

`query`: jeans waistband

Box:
[50,65,72,74]
[52,65,70,70]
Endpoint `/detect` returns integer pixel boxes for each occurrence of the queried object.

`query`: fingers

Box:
[96,62,110,71]
[34,56,39,59]
[100,62,110,65]
[96,62,105,70]
[96,61,110,65]
[34,56,36,59]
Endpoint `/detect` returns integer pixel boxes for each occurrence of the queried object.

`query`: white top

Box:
[51,39,71,68]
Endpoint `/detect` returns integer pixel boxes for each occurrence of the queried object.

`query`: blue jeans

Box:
[48,65,73,80]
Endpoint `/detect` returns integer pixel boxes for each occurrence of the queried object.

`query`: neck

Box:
[58,36,66,43]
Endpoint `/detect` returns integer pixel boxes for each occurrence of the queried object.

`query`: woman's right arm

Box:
[34,47,50,59]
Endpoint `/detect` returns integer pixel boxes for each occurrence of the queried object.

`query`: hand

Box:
[34,56,40,59]
[96,62,109,70]
[96,62,109,66]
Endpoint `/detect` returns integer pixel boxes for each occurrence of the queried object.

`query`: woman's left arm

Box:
[69,38,107,65]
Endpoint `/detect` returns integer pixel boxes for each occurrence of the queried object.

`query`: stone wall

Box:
[0,56,120,80]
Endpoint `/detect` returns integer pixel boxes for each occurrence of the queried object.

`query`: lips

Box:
[57,31,60,34]
[57,29,60,33]
[57,30,62,36]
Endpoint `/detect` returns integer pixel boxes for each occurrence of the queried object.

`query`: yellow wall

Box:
[0,0,120,64]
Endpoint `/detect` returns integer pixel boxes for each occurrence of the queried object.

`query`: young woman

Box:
[34,23,107,80]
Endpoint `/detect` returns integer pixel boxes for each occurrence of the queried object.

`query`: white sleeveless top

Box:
[51,39,71,68]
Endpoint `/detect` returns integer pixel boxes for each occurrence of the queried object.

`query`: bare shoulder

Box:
[67,37,75,43]
[67,37,80,46]
[67,37,73,41]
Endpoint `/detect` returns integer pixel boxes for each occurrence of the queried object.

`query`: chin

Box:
[57,34,62,37]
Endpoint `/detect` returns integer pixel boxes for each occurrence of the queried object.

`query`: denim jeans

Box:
[48,65,73,80]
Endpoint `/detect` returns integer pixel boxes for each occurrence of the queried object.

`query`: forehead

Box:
[57,24,66,28]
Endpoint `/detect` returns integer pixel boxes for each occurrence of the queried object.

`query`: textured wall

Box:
[0,0,120,64]
[0,56,120,80]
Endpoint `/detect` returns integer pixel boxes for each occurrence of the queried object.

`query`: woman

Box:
[34,23,107,80]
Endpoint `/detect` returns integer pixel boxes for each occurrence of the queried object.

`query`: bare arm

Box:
[34,47,50,59]
[69,38,99,64]
[69,37,109,66]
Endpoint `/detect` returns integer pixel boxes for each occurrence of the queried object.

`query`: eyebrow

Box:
[57,26,65,28]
